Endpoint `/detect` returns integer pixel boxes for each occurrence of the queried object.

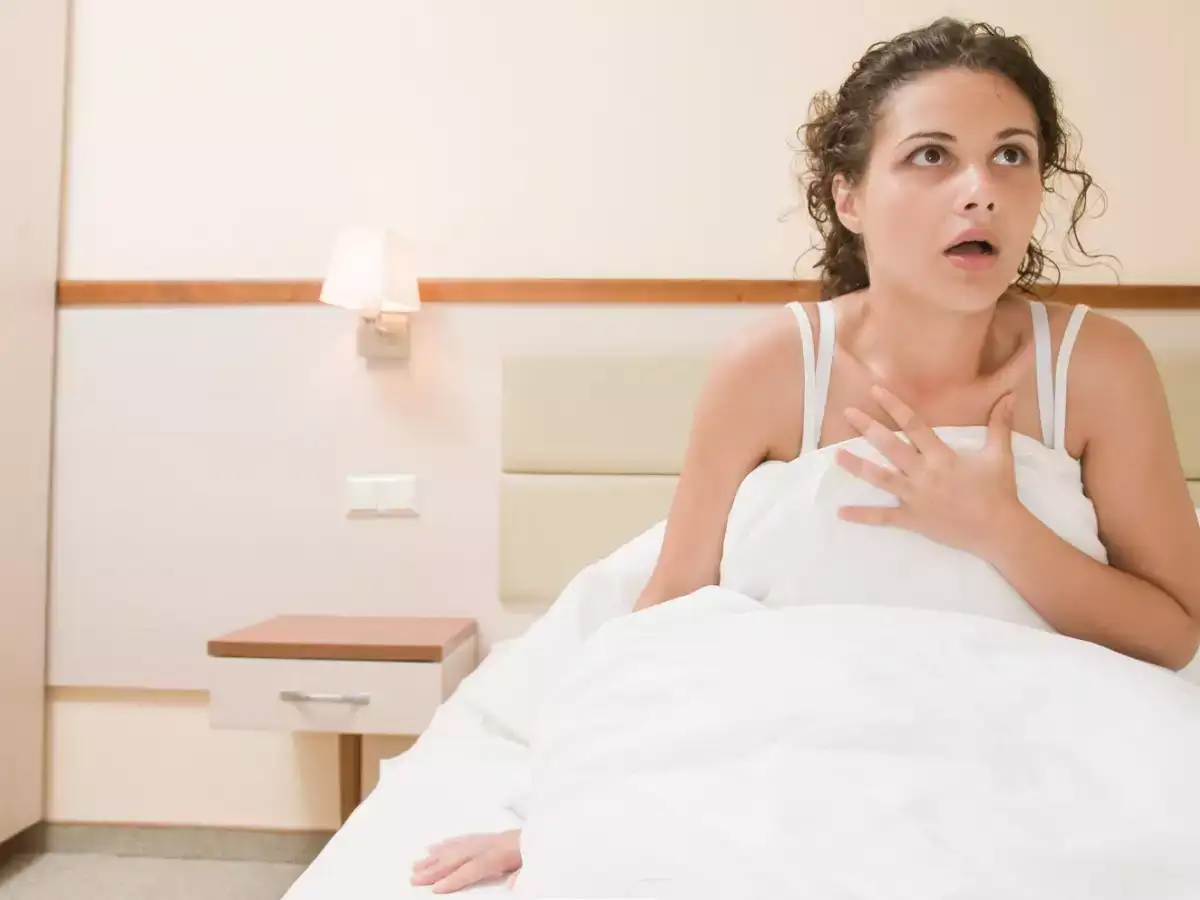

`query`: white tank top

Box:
[718,299,1106,631]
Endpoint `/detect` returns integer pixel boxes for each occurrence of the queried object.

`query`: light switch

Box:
[376,474,419,515]
[344,474,419,517]
[345,476,377,513]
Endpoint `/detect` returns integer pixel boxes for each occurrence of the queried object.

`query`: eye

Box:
[995,145,1029,166]
[909,145,947,166]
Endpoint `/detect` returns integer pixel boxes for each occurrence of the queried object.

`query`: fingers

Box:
[835,448,909,500]
[412,838,479,886]
[844,407,921,474]
[412,850,473,887]
[432,857,495,894]
[411,858,463,887]
[837,504,906,527]
[412,834,517,894]
[836,446,908,527]
[870,385,950,460]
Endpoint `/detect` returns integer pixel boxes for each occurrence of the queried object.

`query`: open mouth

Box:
[945,239,997,257]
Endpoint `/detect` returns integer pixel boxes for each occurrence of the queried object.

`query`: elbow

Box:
[1159,618,1200,672]
[632,577,680,612]
[633,561,718,612]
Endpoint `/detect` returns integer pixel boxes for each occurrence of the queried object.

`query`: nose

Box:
[959,164,997,213]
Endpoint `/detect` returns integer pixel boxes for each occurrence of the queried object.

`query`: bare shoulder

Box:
[703,304,805,390]
[714,302,804,362]
[698,303,808,457]
[1049,303,1165,454]
[1055,304,1160,392]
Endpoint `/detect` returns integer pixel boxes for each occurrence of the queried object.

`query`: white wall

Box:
[49,302,759,689]
[50,0,1200,830]
[60,0,1198,283]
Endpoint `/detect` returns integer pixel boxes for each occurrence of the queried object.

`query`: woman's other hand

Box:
[835,385,1023,556]
[410,829,522,894]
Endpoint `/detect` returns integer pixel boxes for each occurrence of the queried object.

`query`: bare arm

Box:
[635,310,804,610]
[985,315,1200,669]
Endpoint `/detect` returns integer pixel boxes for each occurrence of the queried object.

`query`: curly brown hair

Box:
[800,17,1105,299]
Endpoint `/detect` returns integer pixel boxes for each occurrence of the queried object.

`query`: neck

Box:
[853,285,1004,393]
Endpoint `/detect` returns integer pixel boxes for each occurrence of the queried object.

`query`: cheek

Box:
[862,181,939,258]
[1005,174,1045,238]
[1006,164,1043,202]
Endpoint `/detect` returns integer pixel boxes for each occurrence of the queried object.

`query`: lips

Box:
[945,239,997,257]
[943,229,1001,271]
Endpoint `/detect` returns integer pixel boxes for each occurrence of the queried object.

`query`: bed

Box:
[283,316,1200,899]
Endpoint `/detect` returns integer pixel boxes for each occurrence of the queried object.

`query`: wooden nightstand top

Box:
[207,615,477,663]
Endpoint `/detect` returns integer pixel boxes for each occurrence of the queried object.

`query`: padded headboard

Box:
[499,341,1200,611]
[499,356,708,610]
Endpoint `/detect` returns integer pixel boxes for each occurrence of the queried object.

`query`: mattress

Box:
[282,701,530,899]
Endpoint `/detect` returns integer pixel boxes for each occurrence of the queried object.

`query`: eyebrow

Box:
[901,127,1038,143]
[903,130,955,143]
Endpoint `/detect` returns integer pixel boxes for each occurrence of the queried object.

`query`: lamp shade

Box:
[319,228,421,315]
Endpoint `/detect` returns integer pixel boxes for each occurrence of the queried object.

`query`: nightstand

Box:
[207,615,478,823]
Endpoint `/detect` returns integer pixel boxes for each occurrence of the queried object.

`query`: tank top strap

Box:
[786,301,836,455]
[812,300,837,450]
[1028,300,1055,447]
[1053,304,1090,451]
[786,301,820,455]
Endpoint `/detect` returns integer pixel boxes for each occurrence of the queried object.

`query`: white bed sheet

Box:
[282,701,530,899]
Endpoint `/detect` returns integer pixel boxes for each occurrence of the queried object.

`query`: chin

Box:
[936,262,1020,312]
[946,281,1011,312]
[900,282,1007,317]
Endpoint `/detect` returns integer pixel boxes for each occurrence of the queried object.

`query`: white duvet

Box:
[442,441,1200,899]
[512,592,1200,899]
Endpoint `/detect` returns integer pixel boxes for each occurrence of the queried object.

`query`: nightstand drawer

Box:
[209,642,474,736]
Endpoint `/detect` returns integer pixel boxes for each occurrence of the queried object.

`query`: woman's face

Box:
[835,67,1045,312]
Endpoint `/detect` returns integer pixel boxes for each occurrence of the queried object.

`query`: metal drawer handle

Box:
[279,690,371,706]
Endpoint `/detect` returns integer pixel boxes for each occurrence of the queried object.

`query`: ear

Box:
[832,173,862,235]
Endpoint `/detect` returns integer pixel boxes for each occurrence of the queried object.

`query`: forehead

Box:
[876,67,1039,142]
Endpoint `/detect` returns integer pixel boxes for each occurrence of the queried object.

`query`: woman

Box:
[413,17,1200,894]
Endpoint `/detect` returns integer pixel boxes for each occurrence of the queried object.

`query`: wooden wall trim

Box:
[55,279,814,306]
[55,279,1200,309]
